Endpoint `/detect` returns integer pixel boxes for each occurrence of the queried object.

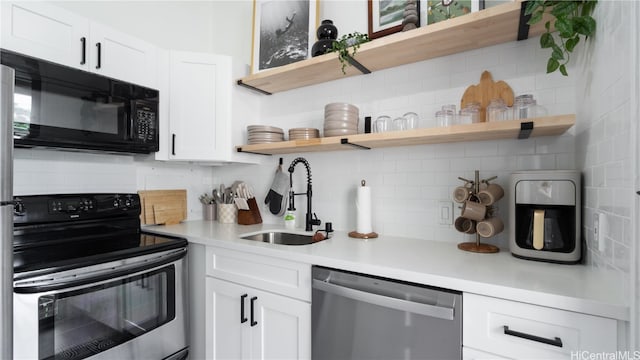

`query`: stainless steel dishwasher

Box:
[312,266,462,360]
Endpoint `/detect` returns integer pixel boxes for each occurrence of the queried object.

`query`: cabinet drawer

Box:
[463,293,617,359]
[206,247,311,301]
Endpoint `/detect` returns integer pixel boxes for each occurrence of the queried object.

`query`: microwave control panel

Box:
[134,104,157,142]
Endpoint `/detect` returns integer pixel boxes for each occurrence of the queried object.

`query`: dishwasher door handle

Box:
[312,279,455,321]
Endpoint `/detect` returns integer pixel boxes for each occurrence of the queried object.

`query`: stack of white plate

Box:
[247,125,284,144]
[289,128,320,140]
[323,103,359,137]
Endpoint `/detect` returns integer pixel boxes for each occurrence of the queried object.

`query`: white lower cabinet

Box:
[463,346,511,360]
[204,247,311,360]
[463,293,618,359]
[206,278,311,360]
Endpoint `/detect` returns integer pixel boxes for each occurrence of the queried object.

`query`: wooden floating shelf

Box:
[237,0,550,94]
[236,115,575,155]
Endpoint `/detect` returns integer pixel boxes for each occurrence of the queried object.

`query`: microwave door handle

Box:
[14,248,185,294]
[312,279,455,321]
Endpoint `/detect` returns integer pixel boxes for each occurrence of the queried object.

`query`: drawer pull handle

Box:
[240,294,248,323]
[503,326,563,348]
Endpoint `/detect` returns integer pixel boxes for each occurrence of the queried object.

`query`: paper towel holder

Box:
[349,179,379,239]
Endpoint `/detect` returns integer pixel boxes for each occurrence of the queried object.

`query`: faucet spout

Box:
[288,157,320,231]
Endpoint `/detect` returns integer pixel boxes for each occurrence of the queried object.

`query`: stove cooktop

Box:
[12,193,187,275]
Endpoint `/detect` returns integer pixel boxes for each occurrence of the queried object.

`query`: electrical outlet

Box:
[593,212,607,252]
[438,201,453,225]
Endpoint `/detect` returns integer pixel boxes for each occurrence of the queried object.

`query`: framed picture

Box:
[368,0,421,40]
[251,0,318,74]
[425,0,482,25]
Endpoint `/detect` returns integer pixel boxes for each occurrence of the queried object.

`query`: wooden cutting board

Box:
[138,189,187,225]
[461,71,514,123]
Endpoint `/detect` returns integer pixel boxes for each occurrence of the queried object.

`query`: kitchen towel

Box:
[264,167,290,216]
[356,181,373,234]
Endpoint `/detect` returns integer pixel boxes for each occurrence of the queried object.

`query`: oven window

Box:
[38,266,175,360]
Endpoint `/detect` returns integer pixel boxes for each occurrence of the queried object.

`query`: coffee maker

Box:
[509,170,581,264]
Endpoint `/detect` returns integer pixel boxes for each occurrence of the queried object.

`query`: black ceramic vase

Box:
[312,20,338,57]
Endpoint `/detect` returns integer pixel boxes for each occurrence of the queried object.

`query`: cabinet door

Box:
[88,22,157,88]
[206,278,249,360]
[250,287,311,360]
[1,1,89,70]
[463,346,512,360]
[168,51,231,162]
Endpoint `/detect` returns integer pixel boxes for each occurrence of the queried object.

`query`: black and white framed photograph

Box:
[251,0,318,73]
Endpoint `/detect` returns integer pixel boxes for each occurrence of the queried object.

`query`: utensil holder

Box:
[204,204,216,220]
[237,198,263,225]
[217,204,237,224]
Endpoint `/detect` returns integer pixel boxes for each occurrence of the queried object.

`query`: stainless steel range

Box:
[12,193,188,360]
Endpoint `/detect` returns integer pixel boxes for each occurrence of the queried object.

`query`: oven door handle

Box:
[14,248,186,294]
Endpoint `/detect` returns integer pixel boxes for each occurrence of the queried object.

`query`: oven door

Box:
[13,248,187,360]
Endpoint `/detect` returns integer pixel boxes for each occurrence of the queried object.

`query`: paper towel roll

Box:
[356,183,373,234]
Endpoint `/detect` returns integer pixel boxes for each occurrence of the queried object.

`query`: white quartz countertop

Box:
[144,220,629,321]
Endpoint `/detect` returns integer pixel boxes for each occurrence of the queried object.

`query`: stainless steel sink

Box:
[240,231,319,245]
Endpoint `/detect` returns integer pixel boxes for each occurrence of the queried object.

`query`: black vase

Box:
[312,20,338,57]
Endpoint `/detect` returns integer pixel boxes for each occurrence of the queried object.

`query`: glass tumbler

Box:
[460,102,481,123]
[486,99,508,122]
[393,116,407,131]
[374,115,390,132]
[403,112,419,129]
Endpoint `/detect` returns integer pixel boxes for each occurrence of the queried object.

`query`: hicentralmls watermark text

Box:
[571,351,640,360]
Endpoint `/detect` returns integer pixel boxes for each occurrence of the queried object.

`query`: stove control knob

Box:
[13,201,25,215]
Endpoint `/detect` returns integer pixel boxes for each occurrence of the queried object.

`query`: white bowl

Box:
[323,128,358,137]
[324,113,359,123]
[325,103,359,112]
[323,120,358,130]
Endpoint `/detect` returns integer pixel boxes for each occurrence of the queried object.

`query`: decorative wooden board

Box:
[461,71,514,123]
[138,189,187,225]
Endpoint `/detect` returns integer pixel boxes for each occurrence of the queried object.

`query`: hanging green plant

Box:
[525,0,597,76]
[327,32,370,74]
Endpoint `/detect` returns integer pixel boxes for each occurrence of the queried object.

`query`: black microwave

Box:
[1,50,159,154]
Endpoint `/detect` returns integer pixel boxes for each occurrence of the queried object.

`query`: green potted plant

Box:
[327,32,370,74]
[525,0,597,76]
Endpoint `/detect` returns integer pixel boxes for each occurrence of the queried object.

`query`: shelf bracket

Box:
[236,80,272,95]
[517,1,532,41]
[236,147,272,156]
[346,56,371,74]
[340,138,371,150]
[518,121,534,139]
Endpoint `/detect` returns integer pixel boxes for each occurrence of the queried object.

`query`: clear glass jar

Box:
[436,110,455,127]
[512,94,535,120]
[486,98,508,122]
[460,102,480,124]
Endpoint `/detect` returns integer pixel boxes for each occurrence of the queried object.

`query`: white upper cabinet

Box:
[167,51,231,162]
[1,1,89,70]
[87,22,157,88]
[1,1,157,88]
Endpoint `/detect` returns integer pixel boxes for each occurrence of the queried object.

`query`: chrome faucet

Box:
[288,157,321,231]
